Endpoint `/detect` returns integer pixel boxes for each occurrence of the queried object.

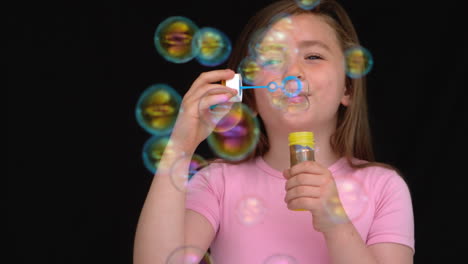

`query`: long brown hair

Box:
[223,0,395,171]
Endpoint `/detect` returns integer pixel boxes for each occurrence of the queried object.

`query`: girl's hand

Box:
[170,69,237,152]
[283,161,349,233]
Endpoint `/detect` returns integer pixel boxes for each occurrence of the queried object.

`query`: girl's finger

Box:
[289,161,326,176]
[187,84,237,105]
[190,69,235,92]
[285,186,321,203]
[198,94,235,114]
[285,173,327,191]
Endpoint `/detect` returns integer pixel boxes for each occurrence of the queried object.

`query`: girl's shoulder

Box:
[345,157,409,190]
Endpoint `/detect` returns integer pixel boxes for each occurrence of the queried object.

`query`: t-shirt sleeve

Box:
[185,163,223,234]
[366,170,415,253]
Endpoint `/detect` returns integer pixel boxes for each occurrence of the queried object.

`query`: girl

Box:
[134,0,414,263]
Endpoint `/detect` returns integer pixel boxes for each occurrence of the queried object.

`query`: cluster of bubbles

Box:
[154,16,232,67]
[237,11,374,114]
[136,16,261,180]
[135,82,210,185]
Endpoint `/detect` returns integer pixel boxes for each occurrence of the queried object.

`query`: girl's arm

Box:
[323,222,413,264]
[283,161,413,264]
[133,69,237,264]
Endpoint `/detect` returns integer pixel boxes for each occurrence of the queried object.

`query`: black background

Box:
[8,0,464,263]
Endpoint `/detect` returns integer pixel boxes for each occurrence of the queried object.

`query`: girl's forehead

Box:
[266,13,338,46]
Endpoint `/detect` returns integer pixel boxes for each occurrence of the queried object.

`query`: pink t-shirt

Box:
[185,156,414,263]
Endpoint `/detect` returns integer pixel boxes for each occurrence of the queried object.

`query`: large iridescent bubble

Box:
[241,15,299,87]
[192,27,232,67]
[142,135,171,174]
[257,16,295,63]
[207,103,260,161]
[154,16,199,63]
[344,45,374,78]
[198,88,243,133]
[135,83,181,136]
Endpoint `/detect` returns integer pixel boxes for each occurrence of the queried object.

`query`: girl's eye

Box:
[305,55,323,60]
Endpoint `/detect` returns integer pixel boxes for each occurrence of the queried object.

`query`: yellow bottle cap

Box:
[288,131,314,149]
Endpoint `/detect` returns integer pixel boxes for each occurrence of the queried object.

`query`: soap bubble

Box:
[198,88,243,133]
[207,103,260,161]
[264,254,298,264]
[295,0,321,10]
[270,78,310,113]
[154,16,199,63]
[170,154,208,192]
[325,174,369,224]
[142,135,171,174]
[238,56,263,85]
[135,83,181,135]
[236,196,266,226]
[281,75,303,97]
[192,27,232,67]
[249,16,295,75]
[345,45,374,78]
[256,41,290,73]
[166,245,213,264]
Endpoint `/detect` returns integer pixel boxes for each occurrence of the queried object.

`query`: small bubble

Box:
[236,196,266,226]
[193,27,232,67]
[345,46,374,79]
[326,175,369,223]
[142,135,171,174]
[295,0,321,10]
[166,245,213,264]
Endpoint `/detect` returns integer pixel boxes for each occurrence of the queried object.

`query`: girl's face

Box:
[252,13,350,132]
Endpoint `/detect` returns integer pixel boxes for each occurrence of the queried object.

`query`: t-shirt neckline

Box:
[255,155,347,179]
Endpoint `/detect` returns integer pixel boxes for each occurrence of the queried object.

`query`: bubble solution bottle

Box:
[289,131,315,167]
[288,131,315,211]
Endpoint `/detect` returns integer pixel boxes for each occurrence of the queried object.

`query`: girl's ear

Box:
[340,85,351,106]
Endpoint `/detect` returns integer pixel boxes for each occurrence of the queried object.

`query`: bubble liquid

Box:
[288,131,315,211]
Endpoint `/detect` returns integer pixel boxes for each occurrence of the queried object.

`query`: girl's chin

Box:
[273,116,316,130]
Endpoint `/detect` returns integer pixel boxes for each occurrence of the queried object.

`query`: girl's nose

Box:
[284,59,304,80]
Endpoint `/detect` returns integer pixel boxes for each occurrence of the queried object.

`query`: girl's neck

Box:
[262,126,341,172]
